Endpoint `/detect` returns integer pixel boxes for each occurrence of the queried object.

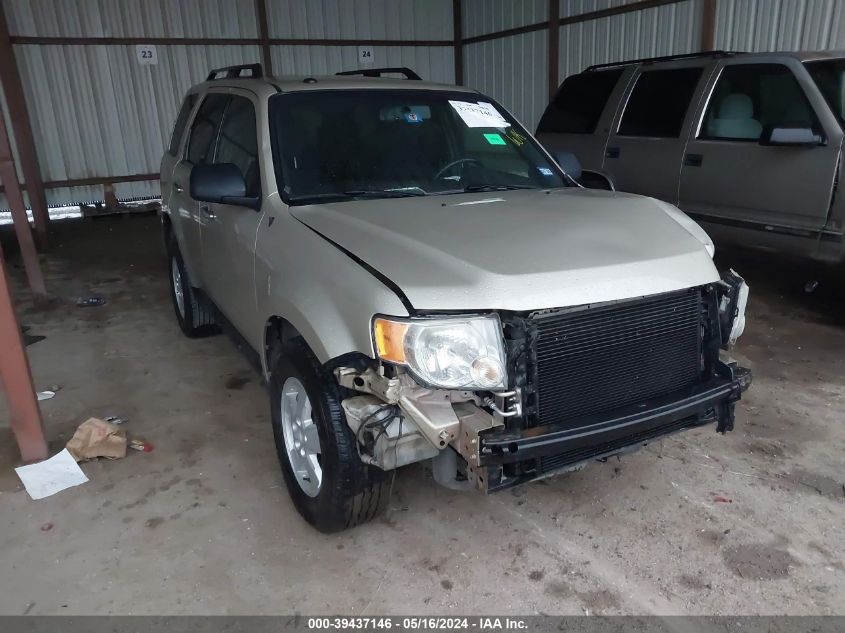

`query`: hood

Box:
[291,188,720,312]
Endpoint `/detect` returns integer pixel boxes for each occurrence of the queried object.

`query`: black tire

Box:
[167,236,217,338]
[270,338,389,533]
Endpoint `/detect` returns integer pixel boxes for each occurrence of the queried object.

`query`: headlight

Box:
[373,315,507,390]
[718,269,749,347]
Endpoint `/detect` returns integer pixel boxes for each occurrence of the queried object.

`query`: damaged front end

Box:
[334,276,751,493]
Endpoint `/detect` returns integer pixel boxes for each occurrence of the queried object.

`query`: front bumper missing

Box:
[472,364,750,492]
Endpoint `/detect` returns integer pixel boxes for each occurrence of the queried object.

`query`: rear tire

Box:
[167,237,217,337]
[270,338,389,532]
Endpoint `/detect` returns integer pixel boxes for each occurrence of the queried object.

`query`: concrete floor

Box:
[0,215,843,615]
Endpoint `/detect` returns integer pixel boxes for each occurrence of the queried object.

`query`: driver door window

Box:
[214,96,260,197]
[185,94,229,165]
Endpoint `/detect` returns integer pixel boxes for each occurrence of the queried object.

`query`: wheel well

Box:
[264,316,303,371]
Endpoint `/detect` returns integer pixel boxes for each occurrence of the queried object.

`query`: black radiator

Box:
[530,288,703,429]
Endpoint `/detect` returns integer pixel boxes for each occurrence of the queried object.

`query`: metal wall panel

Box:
[10,43,259,207]
[1,0,456,210]
[714,0,845,51]
[3,0,258,38]
[463,29,549,130]
[271,45,454,83]
[266,0,452,40]
[559,0,702,79]
[462,0,547,39]
[561,0,652,17]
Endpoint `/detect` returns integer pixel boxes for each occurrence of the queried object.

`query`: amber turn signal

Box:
[372,318,409,364]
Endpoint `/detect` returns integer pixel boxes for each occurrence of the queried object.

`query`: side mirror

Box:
[760,126,822,147]
[189,163,260,209]
[552,151,582,182]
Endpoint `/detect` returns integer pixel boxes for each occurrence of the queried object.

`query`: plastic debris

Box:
[37,391,56,401]
[76,296,106,307]
[128,438,154,452]
[104,415,129,425]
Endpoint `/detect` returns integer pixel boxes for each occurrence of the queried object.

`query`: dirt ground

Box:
[0,215,843,616]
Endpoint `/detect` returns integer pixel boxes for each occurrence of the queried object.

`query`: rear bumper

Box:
[479,363,750,489]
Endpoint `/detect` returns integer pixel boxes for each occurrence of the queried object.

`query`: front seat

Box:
[708,94,763,140]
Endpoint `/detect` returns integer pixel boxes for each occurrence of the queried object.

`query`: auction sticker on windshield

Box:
[449,100,510,128]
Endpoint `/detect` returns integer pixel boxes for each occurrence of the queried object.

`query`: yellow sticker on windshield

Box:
[484,133,506,146]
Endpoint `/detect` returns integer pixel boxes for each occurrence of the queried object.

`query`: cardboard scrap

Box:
[66,417,127,462]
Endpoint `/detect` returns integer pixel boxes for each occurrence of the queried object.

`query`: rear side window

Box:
[167,93,197,156]
[214,96,260,197]
[537,69,623,134]
[185,94,229,165]
[701,64,821,141]
[618,67,703,138]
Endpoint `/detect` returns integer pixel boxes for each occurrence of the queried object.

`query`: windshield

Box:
[269,89,568,204]
[805,59,845,126]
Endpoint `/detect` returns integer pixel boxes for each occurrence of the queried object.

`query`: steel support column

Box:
[453,0,464,85]
[0,104,46,297]
[701,0,717,51]
[0,241,48,463]
[548,0,560,101]
[0,5,49,249]
[255,0,273,75]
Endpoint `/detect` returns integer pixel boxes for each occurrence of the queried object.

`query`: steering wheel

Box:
[434,158,482,180]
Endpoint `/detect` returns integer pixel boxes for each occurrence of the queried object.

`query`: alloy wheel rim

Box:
[280,376,322,497]
[171,257,185,318]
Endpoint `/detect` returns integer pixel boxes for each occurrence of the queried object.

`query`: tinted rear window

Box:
[537,69,623,134]
[617,67,703,138]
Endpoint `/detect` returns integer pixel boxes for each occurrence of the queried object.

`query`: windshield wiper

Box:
[287,192,357,204]
[463,183,539,192]
[288,189,426,205]
[343,188,426,198]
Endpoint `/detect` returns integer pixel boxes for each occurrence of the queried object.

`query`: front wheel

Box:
[270,338,389,532]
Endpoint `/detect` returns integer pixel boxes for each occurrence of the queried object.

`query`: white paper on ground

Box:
[448,100,510,128]
[14,448,89,500]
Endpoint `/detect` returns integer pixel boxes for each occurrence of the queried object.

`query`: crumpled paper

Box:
[66,417,127,462]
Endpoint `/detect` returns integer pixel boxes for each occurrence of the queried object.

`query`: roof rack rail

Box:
[207,63,263,81]
[584,51,742,72]
[336,67,421,80]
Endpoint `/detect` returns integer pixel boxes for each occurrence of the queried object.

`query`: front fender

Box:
[255,204,409,375]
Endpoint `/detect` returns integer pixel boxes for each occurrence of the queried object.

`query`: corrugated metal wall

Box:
[4,0,258,37]
[266,0,455,83]
[5,0,845,212]
[0,0,454,211]
[714,0,845,51]
[462,0,548,128]
[266,0,452,41]
[464,30,550,130]
[462,0,547,38]
[559,0,702,79]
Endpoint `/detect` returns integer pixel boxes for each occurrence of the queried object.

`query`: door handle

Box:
[200,204,216,219]
[174,183,184,193]
[684,153,703,167]
[605,146,620,159]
